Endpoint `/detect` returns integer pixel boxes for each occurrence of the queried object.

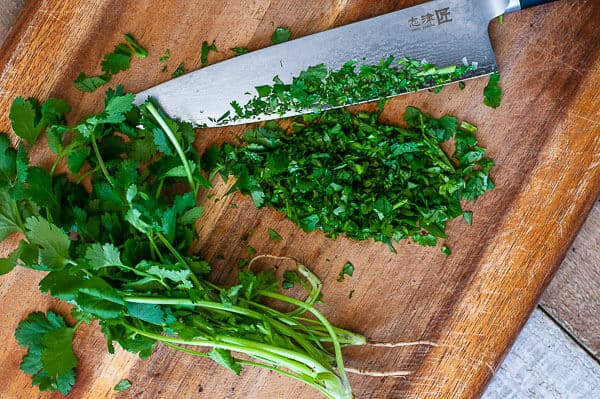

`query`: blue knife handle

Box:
[520,0,557,9]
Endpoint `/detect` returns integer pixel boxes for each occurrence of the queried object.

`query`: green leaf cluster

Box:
[2,87,362,399]
[75,33,147,92]
[209,106,494,251]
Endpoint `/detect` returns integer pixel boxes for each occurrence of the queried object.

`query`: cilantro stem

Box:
[144,103,196,194]
[162,342,337,399]
[75,166,99,184]
[146,233,167,264]
[257,290,351,394]
[89,131,115,187]
[49,154,62,176]
[123,323,322,378]
[154,231,202,288]
[123,294,335,357]
[11,200,26,233]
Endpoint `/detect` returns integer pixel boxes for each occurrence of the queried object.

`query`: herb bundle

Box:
[1,89,365,399]
[207,107,494,250]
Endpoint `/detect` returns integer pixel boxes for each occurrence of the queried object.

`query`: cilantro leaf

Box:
[268,228,283,241]
[200,40,217,66]
[337,262,354,282]
[171,63,185,78]
[25,216,71,269]
[271,27,291,44]
[101,52,131,74]
[85,243,123,269]
[208,348,242,375]
[483,72,502,108]
[159,49,170,62]
[230,47,249,56]
[15,311,78,394]
[74,73,111,93]
[9,97,44,147]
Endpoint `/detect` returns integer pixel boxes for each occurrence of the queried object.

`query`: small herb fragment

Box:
[114,379,132,392]
[483,72,502,108]
[123,33,148,58]
[201,41,217,66]
[74,73,111,93]
[337,262,354,282]
[441,245,451,256]
[271,27,292,44]
[171,62,186,78]
[231,47,249,56]
[227,58,474,123]
[159,49,171,62]
[75,34,147,92]
[268,228,283,241]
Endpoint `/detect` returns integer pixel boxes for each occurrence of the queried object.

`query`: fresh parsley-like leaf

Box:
[15,311,78,395]
[74,72,111,92]
[268,228,283,241]
[208,348,242,375]
[25,216,71,269]
[9,97,44,147]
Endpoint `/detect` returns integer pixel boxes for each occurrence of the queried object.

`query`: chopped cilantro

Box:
[230,47,249,56]
[159,49,170,62]
[212,106,494,250]
[226,58,474,123]
[201,41,217,66]
[171,63,186,78]
[75,34,147,92]
[74,73,111,92]
[268,228,283,241]
[337,262,354,282]
[114,379,132,392]
[271,27,292,44]
[483,72,502,108]
[441,245,451,256]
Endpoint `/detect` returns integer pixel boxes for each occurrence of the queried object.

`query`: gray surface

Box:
[135,0,510,126]
[483,308,600,398]
[0,0,24,44]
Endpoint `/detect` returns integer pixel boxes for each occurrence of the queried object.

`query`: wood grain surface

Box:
[541,199,600,360]
[1,1,599,398]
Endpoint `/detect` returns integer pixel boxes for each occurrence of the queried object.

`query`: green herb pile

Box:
[227,57,474,122]
[1,89,365,399]
[206,107,494,250]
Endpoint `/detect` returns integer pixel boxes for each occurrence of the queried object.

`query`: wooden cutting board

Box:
[1,1,599,398]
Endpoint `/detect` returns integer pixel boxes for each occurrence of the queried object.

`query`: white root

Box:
[345,367,411,377]
[365,340,438,348]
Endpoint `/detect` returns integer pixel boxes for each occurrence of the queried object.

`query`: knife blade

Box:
[134,0,554,127]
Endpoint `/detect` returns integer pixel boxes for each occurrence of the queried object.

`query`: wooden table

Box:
[1,1,599,398]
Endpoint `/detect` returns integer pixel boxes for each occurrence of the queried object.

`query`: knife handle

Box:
[519,0,557,10]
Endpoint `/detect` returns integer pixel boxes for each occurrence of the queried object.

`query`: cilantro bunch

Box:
[1,88,364,398]
[207,107,494,251]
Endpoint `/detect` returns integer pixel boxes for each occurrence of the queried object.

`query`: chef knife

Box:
[134,0,556,127]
